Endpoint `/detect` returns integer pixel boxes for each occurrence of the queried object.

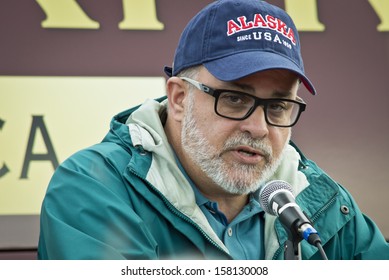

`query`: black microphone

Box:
[259,180,322,246]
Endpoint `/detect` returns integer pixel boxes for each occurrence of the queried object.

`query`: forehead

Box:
[200,66,298,83]
[199,67,300,96]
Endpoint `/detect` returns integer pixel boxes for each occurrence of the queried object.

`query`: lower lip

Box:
[230,150,265,165]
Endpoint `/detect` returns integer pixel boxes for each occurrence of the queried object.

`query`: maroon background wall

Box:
[0,0,388,259]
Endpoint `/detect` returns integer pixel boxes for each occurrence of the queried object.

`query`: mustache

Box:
[223,133,273,159]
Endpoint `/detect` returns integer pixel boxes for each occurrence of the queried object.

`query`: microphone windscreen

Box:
[259,180,294,214]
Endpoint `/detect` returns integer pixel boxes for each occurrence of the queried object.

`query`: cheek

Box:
[268,128,291,156]
[192,107,235,148]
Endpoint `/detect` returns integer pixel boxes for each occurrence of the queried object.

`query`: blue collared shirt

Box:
[175,157,265,259]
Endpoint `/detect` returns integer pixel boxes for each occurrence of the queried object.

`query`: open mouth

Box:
[231,146,266,164]
[238,149,257,157]
[236,146,262,156]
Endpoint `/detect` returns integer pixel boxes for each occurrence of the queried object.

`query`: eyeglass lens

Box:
[216,91,300,126]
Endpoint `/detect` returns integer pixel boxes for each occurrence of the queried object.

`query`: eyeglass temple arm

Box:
[181,77,213,94]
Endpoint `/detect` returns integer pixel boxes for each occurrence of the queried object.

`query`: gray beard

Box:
[181,94,290,195]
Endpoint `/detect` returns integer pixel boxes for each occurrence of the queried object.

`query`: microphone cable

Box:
[315,241,328,260]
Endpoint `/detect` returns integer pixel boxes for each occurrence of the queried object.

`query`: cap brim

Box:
[164,66,173,77]
[204,51,316,95]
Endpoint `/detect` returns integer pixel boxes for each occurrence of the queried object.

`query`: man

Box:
[38,0,389,259]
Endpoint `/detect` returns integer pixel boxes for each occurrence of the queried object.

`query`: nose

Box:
[239,106,269,139]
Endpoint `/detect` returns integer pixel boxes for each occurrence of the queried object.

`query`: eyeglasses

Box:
[181,77,306,127]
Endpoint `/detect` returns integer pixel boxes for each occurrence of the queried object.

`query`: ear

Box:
[166,77,187,122]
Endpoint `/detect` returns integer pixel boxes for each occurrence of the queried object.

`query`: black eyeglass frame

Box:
[181,77,306,128]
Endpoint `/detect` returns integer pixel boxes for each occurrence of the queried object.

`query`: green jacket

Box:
[38,98,389,260]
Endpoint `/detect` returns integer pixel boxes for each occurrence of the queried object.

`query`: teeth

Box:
[239,150,255,156]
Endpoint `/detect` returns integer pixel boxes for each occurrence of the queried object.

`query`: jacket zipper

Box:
[311,193,338,223]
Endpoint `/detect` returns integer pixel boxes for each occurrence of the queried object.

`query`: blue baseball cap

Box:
[164,0,316,95]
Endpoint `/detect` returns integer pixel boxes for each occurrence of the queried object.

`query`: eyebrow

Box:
[271,90,294,98]
[228,81,294,99]
[228,81,254,93]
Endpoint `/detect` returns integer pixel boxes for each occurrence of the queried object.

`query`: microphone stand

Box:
[282,223,328,260]
[283,228,302,260]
